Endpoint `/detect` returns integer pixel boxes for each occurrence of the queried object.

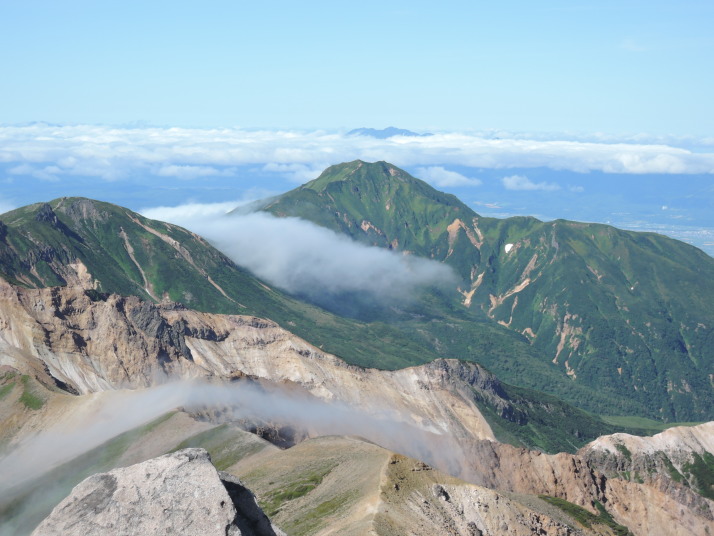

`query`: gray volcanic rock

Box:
[31,448,284,536]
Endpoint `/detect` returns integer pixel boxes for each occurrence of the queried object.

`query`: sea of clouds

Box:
[1,124,713,188]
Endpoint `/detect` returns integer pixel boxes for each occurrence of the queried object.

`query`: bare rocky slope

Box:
[1,277,713,535]
[457,431,713,536]
[0,276,496,446]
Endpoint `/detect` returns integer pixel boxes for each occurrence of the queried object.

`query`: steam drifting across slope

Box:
[0,380,472,497]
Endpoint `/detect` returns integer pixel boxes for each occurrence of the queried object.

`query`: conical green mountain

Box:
[263,160,714,421]
[262,160,483,274]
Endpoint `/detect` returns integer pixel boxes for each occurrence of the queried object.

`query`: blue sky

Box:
[0,2,713,255]
[2,1,713,135]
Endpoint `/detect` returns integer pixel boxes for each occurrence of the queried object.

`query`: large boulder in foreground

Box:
[31,448,284,536]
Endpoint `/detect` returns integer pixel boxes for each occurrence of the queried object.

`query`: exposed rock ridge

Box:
[458,435,714,535]
[0,277,496,445]
[582,422,714,457]
[577,422,714,530]
[373,453,600,536]
[31,448,285,536]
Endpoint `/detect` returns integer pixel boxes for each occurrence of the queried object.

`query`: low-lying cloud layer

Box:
[2,124,713,187]
[141,204,457,311]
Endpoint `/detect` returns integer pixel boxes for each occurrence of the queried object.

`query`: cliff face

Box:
[459,433,714,536]
[578,423,714,534]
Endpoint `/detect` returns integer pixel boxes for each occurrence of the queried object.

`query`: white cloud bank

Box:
[155,164,235,180]
[141,203,457,309]
[1,124,713,186]
[415,166,482,187]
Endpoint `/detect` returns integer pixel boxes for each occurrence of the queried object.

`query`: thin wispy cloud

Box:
[155,164,234,180]
[415,166,482,187]
[502,175,560,191]
[262,162,326,183]
[8,164,61,182]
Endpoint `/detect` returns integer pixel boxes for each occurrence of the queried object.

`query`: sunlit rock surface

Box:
[31,448,284,536]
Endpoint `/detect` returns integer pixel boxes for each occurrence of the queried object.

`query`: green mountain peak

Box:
[263,160,477,259]
[304,160,416,192]
[262,160,714,422]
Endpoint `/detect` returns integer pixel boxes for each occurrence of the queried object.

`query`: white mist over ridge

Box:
[0,380,469,497]
[141,205,458,307]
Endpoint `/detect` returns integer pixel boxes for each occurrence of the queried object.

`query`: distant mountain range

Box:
[347,127,432,138]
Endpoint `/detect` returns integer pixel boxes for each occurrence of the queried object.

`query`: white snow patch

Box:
[504,243,514,253]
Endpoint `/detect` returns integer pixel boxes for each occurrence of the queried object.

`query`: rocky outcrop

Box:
[374,453,604,536]
[452,427,714,536]
[580,422,714,466]
[31,448,284,536]
[578,423,714,535]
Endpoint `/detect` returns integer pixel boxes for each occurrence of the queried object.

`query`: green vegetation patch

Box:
[682,452,714,500]
[472,382,618,454]
[615,442,632,462]
[539,496,632,535]
[172,424,266,471]
[259,466,334,519]
[601,415,702,435]
[593,501,633,536]
[660,454,685,483]
[284,490,359,536]
[19,375,45,410]
[0,382,15,400]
